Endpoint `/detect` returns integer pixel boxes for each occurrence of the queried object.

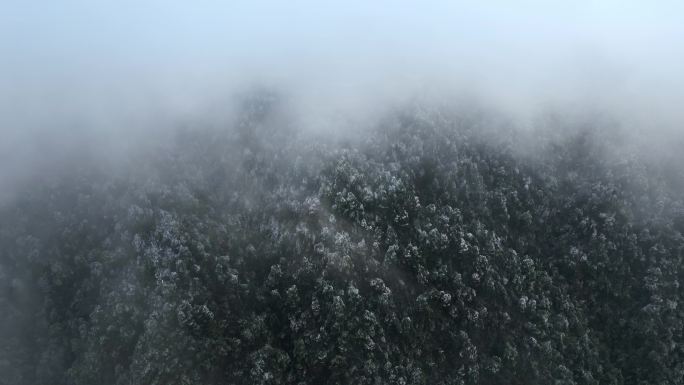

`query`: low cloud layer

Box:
[1,1,683,200]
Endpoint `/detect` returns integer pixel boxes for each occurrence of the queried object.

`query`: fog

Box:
[4,3,684,383]
[1,0,684,196]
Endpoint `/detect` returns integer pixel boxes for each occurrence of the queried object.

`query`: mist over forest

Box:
[2,2,684,384]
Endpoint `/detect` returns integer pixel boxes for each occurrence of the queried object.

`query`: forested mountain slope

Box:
[1,96,683,384]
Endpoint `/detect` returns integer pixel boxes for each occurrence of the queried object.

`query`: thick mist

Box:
[2,1,684,192]
[2,3,684,384]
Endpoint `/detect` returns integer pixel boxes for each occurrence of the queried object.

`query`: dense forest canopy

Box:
[1,93,683,384]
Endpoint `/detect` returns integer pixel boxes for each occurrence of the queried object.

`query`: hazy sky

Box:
[1,1,683,148]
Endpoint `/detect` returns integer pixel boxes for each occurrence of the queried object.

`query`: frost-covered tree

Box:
[1,96,683,384]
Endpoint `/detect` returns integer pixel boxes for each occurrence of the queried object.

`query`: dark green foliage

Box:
[1,101,683,384]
